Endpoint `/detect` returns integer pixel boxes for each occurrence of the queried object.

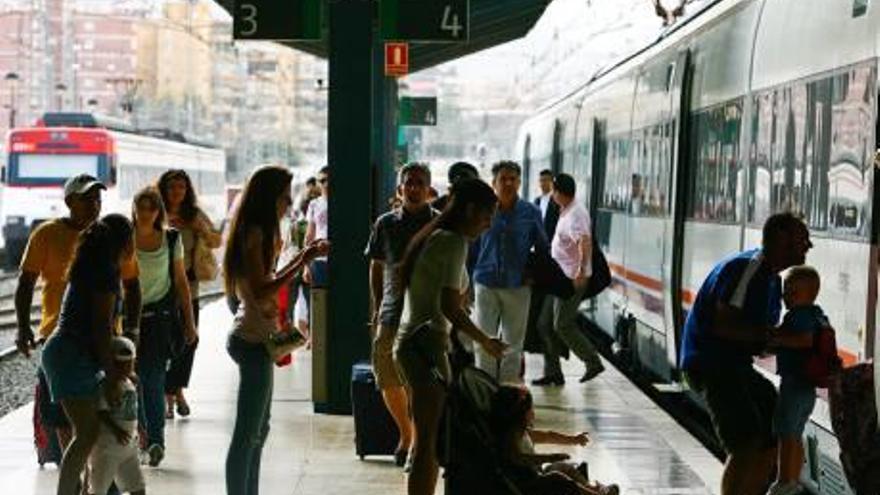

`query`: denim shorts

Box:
[774,377,816,437]
[41,332,101,403]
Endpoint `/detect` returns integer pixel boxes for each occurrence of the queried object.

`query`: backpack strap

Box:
[166,228,180,295]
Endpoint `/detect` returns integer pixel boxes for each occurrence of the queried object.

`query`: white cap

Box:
[111,336,136,362]
[63,174,106,200]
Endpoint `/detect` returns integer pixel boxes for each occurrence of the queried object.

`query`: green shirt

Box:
[137,232,184,305]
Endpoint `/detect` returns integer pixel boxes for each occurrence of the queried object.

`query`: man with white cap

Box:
[14,174,142,464]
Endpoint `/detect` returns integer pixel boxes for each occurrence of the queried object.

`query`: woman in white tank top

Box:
[221,165,327,495]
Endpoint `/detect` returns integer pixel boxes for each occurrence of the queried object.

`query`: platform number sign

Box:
[399,97,438,126]
[233,0,322,41]
[381,0,469,42]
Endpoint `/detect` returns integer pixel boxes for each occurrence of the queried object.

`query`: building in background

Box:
[0,0,329,180]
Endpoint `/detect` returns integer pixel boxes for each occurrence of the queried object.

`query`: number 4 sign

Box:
[380,0,469,42]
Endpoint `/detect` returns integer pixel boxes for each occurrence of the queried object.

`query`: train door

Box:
[661,49,693,373]
[590,118,618,333]
[873,110,880,417]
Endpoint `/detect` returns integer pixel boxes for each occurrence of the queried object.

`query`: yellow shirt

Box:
[20,219,138,338]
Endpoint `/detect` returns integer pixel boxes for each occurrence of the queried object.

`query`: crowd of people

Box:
[9,155,832,495]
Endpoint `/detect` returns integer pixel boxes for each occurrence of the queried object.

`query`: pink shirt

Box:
[551,201,592,280]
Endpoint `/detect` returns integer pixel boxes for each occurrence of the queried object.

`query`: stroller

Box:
[415,326,524,495]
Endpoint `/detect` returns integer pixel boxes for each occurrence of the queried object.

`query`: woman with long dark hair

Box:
[395,178,508,495]
[131,186,197,466]
[223,165,327,495]
[41,214,135,495]
[156,169,222,419]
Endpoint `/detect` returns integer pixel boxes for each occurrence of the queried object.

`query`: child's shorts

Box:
[774,377,816,437]
[89,442,144,494]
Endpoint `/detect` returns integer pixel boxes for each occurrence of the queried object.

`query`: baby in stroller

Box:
[490,385,620,495]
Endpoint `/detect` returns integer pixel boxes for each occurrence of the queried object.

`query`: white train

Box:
[517,1,879,493]
[1,113,226,268]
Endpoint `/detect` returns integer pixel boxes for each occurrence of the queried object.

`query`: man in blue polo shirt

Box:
[680,212,812,495]
[472,160,547,382]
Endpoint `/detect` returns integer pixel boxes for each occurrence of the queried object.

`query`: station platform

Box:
[0,300,722,494]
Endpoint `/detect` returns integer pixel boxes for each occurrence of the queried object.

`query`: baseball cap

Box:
[63,174,106,200]
[111,336,136,362]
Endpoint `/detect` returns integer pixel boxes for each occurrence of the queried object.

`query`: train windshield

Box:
[7,153,107,186]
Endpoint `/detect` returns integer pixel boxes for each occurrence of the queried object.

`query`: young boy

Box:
[768,266,826,495]
[89,336,146,495]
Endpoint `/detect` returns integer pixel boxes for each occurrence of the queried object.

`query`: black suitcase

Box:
[351,362,399,459]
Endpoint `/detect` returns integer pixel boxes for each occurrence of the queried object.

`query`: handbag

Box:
[582,238,610,299]
[525,248,575,299]
[264,328,307,361]
[193,235,219,282]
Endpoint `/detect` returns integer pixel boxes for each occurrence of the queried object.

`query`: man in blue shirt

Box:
[680,212,812,495]
[472,161,547,382]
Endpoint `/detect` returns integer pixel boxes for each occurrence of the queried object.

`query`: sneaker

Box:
[147,444,165,467]
[767,481,801,495]
[579,362,606,383]
[531,374,565,386]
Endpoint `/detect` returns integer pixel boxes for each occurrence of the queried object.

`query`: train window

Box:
[574,133,592,206]
[598,134,631,212]
[748,62,876,239]
[688,99,743,223]
[630,123,671,216]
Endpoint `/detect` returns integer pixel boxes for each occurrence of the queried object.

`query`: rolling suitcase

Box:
[351,362,399,460]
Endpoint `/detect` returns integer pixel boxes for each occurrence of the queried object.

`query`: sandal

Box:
[176,396,191,417]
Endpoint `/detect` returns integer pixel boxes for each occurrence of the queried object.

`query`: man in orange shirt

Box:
[14,174,142,460]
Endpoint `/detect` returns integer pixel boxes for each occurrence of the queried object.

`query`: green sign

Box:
[233,0,322,41]
[399,97,437,126]
[381,0,469,42]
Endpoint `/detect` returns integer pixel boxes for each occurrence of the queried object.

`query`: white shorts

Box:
[89,443,145,494]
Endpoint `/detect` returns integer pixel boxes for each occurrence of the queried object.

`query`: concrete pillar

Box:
[318,0,373,414]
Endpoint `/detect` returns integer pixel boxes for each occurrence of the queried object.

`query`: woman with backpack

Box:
[131,186,197,467]
[395,178,508,495]
[157,169,222,419]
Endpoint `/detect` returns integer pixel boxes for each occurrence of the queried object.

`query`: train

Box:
[0,113,227,268]
[516,1,879,494]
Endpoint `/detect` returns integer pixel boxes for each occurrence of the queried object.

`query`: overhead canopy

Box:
[217,0,551,72]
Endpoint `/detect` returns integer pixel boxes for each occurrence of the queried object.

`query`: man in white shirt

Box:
[304,166,329,286]
[533,173,604,385]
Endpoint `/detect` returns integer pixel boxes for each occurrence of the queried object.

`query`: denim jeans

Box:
[474,284,532,382]
[137,305,174,448]
[226,333,273,495]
